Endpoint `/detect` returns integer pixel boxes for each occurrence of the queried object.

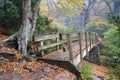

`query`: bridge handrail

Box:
[32,32,99,61]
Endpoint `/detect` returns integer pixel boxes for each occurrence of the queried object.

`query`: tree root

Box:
[0,50,16,56]
[0,32,18,46]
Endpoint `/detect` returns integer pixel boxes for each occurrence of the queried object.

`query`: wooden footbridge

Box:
[32,32,101,79]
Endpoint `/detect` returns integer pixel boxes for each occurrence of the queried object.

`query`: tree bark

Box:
[31,0,41,37]
[0,0,41,56]
[17,0,32,56]
[17,0,41,56]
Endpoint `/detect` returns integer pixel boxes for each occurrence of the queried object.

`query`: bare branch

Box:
[103,0,113,14]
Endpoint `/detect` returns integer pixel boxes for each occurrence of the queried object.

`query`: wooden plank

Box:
[80,32,85,42]
[89,32,92,50]
[93,32,96,44]
[71,33,78,38]
[67,34,73,61]
[59,34,67,52]
[85,32,88,54]
[72,38,79,42]
[78,33,83,61]
[73,44,96,65]
[59,34,67,40]
[35,34,59,42]
[91,32,94,45]
[56,38,59,50]
[87,32,90,47]
[40,41,44,56]
[38,40,67,51]
[95,33,98,44]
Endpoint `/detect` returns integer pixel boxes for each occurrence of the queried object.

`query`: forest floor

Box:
[0,34,76,80]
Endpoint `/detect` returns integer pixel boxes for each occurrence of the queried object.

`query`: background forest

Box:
[0,0,120,79]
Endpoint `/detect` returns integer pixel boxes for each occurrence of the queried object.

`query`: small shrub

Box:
[0,0,21,34]
[80,64,93,80]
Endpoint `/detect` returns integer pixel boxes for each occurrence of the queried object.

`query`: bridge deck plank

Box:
[42,42,87,61]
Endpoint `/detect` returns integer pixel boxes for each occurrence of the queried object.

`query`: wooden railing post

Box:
[85,32,88,54]
[78,32,83,61]
[59,34,66,52]
[95,33,98,45]
[89,32,92,50]
[32,36,39,52]
[92,32,94,44]
[56,38,59,50]
[93,32,96,44]
[40,41,44,56]
[67,34,73,61]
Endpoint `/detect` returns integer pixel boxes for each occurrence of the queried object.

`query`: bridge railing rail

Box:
[33,32,99,61]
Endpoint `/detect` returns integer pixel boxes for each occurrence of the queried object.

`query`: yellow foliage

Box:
[39,0,84,17]
[68,0,84,8]
[90,16,108,26]
[50,21,66,29]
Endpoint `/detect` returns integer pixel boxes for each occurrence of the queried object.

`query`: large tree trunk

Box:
[17,0,41,56]
[18,0,32,56]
